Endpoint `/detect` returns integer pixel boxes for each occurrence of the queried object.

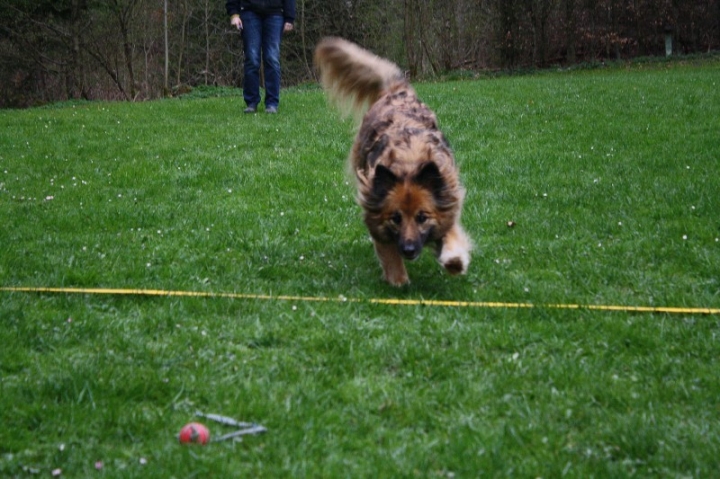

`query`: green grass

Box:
[1,60,719,477]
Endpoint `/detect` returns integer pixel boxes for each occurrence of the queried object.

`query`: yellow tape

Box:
[369,297,719,314]
[0,286,720,314]
[1,286,718,315]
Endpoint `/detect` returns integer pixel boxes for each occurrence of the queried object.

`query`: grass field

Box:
[1,58,719,477]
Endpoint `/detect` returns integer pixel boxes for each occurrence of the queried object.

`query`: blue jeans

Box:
[240,11,284,109]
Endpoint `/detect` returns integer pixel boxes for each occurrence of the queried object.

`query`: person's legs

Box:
[261,15,284,109]
[240,10,262,109]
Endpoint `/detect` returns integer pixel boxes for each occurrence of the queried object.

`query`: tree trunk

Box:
[111,0,139,100]
[565,0,576,63]
[163,0,169,96]
[404,0,419,76]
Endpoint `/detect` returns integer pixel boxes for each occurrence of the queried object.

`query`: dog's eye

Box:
[416,212,427,224]
[391,212,402,225]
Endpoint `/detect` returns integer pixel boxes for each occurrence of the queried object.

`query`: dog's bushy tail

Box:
[314,37,405,119]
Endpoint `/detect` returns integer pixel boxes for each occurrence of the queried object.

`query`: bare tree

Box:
[163,0,168,94]
[564,0,577,62]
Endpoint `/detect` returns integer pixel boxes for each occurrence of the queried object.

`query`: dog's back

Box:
[314,38,453,180]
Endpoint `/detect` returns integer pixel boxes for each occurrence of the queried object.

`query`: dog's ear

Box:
[372,164,399,200]
[366,134,389,168]
[413,162,445,197]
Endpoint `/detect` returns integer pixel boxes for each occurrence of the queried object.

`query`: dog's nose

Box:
[401,242,420,260]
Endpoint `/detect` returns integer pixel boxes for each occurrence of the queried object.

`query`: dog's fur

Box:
[314,37,471,285]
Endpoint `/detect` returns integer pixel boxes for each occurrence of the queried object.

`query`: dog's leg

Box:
[373,240,409,286]
[436,224,471,275]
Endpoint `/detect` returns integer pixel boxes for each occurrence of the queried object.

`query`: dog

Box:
[314,37,472,286]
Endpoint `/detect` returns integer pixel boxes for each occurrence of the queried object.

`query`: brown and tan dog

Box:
[314,37,471,286]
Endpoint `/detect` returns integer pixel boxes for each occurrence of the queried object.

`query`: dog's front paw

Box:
[438,226,471,275]
[440,251,469,275]
[384,270,410,286]
[374,240,409,286]
[442,256,467,275]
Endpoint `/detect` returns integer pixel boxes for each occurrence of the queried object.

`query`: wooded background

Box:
[1,0,718,107]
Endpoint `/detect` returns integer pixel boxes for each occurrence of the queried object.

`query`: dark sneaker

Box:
[244,105,257,114]
[265,106,278,114]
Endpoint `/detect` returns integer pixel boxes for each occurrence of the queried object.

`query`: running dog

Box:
[314,37,472,285]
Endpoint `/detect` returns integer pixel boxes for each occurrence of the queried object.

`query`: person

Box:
[226,0,296,114]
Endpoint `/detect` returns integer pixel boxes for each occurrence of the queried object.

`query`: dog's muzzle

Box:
[400,241,422,260]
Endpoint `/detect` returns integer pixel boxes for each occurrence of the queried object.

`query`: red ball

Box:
[179,422,210,445]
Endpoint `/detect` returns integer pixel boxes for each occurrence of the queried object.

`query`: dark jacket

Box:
[226,0,296,23]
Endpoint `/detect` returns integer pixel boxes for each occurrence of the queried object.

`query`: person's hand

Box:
[230,15,242,30]
[283,22,294,33]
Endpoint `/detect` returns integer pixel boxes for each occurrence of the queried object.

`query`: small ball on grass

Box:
[179,422,210,445]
